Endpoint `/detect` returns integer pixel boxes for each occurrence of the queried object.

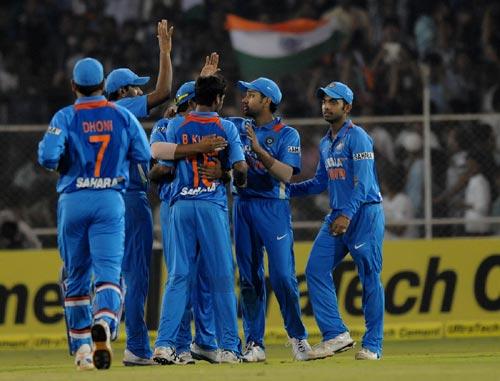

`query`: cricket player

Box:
[152,74,247,365]
[104,20,172,366]
[290,81,384,360]
[229,77,312,361]
[149,80,227,364]
[38,57,151,370]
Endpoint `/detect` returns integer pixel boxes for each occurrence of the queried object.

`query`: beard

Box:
[323,112,343,124]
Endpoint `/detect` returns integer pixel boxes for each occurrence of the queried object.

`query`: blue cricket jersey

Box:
[227,117,301,200]
[115,95,150,192]
[165,111,245,208]
[290,119,382,219]
[38,95,151,193]
[149,116,174,202]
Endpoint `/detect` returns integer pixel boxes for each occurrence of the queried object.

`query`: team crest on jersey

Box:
[265,136,275,146]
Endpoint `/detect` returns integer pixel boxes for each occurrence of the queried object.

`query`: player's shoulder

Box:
[224,116,249,131]
[115,95,145,109]
[50,105,76,127]
[275,120,299,141]
[349,122,373,143]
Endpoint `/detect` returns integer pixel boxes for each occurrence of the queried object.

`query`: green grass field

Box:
[0,338,499,381]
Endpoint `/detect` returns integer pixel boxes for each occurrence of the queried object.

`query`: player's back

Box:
[39,97,150,193]
[167,111,234,207]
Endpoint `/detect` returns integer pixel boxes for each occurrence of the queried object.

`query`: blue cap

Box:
[175,81,195,106]
[105,68,150,94]
[237,77,282,105]
[73,57,104,86]
[317,81,354,104]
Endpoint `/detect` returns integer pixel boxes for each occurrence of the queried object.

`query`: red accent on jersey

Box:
[273,122,286,132]
[74,100,114,110]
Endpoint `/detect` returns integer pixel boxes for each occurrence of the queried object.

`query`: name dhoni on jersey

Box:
[82,120,113,133]
[76,177,123,188]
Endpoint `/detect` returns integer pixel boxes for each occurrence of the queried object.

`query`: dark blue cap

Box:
[175,81,195,106]
[237,77,282,105]
[317,81,354,104]
[73,57,104,86]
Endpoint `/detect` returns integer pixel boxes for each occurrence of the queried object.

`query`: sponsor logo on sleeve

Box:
[353,151,374,160]
[47,126,62,135]
[287,146,301,154]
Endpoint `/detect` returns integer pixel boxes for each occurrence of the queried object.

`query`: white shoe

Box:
[242,341,266,362]
[311,332,355,359]
[218,350,241,364]
[91,320,112,369]
[177,351,196,365]
[289,337,313,361]
[355,347,380,360]
[122,348,156,366]
[75,344,94,371]
[191,343,220,363]
[153,346,178,365]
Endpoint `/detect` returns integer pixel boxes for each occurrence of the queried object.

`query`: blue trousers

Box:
[306,203,385,355]
[122,191,153,358]
[156,200,239,352]
[58,190,125,354]
[159,201,216,353]
[233,197,306,347]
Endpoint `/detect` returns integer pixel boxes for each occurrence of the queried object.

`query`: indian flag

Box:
[226,14,344,80]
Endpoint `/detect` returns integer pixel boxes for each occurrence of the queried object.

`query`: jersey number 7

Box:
[89,134,111,177]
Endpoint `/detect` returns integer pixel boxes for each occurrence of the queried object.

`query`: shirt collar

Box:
[255,117,282,130]
[75,95,107,104]
[325,119,353,142]
[190,111,219,117]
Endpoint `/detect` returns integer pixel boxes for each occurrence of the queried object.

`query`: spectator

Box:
[380,165,418,239]
[0,209,42,249]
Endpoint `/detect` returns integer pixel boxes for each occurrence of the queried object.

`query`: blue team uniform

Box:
[38,95,150,354]
[290,119,385,356]
[150,117,216,354]
[228,116,307,347]
[154,111,245,353]
[115,95,154,359]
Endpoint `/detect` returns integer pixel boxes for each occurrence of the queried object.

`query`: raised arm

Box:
[146,20,174,110]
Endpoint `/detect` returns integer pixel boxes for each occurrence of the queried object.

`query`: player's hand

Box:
[245,124,263,154]
[199,135,227,153]
[158,19,174,54]
[200,52,220,77]
[164,104,177,118]
[199,158,223,181]
[329,215,350,236]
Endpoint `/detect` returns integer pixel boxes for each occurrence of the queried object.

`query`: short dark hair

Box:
[269,102,278,113]
[106,85,131,101]
[177,101,189,113]
[74,80,105,96]
[194,75,226,106]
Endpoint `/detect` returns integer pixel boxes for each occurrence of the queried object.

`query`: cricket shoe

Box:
[75,344,94,371]
[153,346,178,365]
[177,350,196,365]
[91,320,112,369]
[122,348,156,366]
[311,332,355,359]
[355,347,380,360]
[218,350,242,364]
[191,343,220,363]
[241,341,266,362]
[289,337,313,361]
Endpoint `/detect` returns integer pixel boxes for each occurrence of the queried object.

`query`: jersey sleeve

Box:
[277,128,301,175]
[124,108,151,163]
[117,95,148,119]
[37,110,69,170]
[341,130,376,219]
[223,120,246,167]
[150,119,169,144]
[289,148,328,197]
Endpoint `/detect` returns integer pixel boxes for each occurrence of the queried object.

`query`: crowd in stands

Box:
[1,0,499,243]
